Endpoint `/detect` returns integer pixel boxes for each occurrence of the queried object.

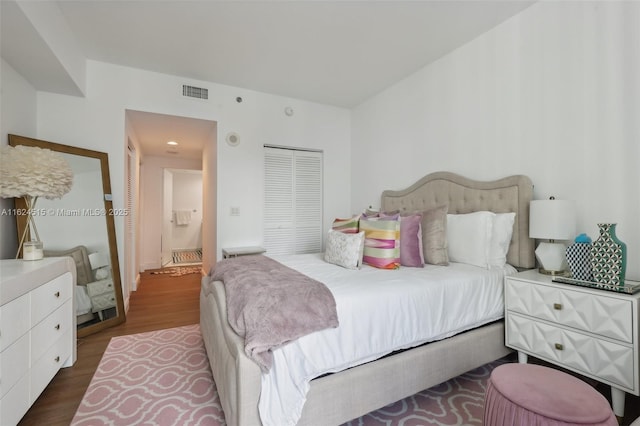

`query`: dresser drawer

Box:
[31,272,73,326]
[0,371,30,426]
[86,279,114,297]
[507,313,635,391]
[0,333,29,399]
[506,278,633,343]
[31,299,73,364]
[30,329,72,404]
[0,293,30,352]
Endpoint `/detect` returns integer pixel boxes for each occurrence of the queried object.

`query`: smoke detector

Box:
[226,132,240,147]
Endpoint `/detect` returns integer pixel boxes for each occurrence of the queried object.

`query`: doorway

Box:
[124,109,217,283]
[161,168,204,267]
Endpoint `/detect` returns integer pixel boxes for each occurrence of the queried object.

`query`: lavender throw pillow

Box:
[398,213,424,267]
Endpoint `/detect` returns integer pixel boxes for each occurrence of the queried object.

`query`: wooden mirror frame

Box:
[9,134,126,337]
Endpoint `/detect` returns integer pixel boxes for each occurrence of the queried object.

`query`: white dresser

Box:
[505,269,639,419]
[0,257,77,426]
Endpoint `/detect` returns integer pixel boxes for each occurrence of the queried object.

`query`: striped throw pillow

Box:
[360,218,400,269]
[332,215,360,234]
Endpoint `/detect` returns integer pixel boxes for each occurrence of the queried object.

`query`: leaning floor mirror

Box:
[9,134,126,337]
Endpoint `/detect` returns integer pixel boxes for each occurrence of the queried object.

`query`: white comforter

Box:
[259,253,516,426]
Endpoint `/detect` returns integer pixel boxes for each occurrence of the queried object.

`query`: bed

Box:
[200,171,535,426]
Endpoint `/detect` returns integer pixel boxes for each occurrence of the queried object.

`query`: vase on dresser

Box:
[590,223,626,286]
[566,233,593,281]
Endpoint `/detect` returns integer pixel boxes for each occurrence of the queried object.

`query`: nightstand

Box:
[505,269,639,420]
[222,246,266,259]
[86,279,116,319]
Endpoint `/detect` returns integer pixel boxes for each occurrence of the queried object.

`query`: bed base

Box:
[201,277,511,426]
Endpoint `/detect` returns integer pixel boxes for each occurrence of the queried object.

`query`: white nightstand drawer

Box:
[91,293,116,311]
[507,313,635,391]
[86,279,114,297]
[506,278,633,343]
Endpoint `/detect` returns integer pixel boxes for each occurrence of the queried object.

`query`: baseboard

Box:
[141,262,159,271]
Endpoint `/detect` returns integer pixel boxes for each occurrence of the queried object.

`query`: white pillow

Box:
[324,229,365,269]
[489,212,516,267]
[447,211,495,268]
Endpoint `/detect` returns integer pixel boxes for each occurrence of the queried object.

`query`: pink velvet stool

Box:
[483,363,617,426]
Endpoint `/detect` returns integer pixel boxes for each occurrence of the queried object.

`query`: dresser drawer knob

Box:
[553,303,562,310]
[555,343,564,350]
[54,291,60,298]
[54,356,60,363]
[55,324,60,330]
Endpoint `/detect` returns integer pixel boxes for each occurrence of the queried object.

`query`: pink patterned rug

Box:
[73,324,510,425]
[71,325,224,426]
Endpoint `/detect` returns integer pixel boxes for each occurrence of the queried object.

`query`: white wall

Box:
[214,87,352,254]
[35,162,110,255]
[171,171,203,251]
[351,2,640,279]
[34,60,351,275]
[201,126,217,275]
[0,59,37,259]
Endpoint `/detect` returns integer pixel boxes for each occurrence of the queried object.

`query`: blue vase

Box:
[590,223,626,286]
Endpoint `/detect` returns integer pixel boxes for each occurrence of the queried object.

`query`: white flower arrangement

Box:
[1,144,74,258]
[0,145,73,199]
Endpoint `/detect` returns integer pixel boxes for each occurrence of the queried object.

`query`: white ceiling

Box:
[2,0,535,158]
[56,0,534,108]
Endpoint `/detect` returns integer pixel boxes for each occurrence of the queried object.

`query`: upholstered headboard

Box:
[44,245,94,286]
[381,171,535,269]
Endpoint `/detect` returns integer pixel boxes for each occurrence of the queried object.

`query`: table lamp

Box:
[0,145,73,259]
[529,197,577,275]
[89,251,111,280]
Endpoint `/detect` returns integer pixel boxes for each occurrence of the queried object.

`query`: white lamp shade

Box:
[88,252,110,270]
[529,199,577,241]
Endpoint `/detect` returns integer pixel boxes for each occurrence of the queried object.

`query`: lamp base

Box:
[535,241,569,275]
[538,268,570,276]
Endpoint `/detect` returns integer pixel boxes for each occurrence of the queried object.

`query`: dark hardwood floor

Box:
[18,268,202,426]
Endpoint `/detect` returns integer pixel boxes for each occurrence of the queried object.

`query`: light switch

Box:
[230,207,240,216]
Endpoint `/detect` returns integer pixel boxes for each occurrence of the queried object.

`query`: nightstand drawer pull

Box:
[54,291,60,298]
[54,356,60,363]
[54,324,60,330]
[553,303,562,310]
[555,343,564,350]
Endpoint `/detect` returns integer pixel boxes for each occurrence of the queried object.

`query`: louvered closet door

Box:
[264,147,323,255]
[125,143,137,293]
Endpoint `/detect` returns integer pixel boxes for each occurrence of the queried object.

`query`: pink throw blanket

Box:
[212,255,339,372]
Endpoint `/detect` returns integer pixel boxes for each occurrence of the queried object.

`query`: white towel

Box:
[175,210,191,226]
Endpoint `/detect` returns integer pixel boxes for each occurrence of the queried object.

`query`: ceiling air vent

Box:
[182,85,208,100]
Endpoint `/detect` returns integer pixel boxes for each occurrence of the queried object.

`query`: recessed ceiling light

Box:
[167,141,178,146]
